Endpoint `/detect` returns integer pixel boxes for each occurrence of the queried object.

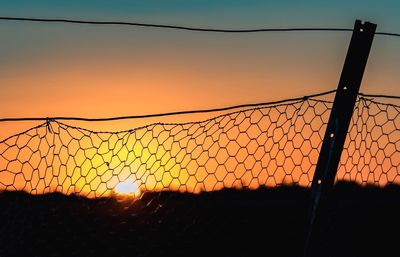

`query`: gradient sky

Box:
[0,0,399,127]
[0,1,400,196]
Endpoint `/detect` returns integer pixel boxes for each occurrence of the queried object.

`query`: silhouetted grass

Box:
[0,183,399,257]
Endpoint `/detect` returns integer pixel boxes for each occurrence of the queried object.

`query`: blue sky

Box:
[1,0,399,29]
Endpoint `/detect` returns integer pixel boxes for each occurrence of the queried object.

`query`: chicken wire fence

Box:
[0,91,399,197]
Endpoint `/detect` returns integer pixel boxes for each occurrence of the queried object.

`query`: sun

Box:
[115,180,141,196]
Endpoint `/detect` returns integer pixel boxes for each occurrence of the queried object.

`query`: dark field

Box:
[1,183,399,257]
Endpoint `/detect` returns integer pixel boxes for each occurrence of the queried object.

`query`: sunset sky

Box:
[0,7,399,257]
[0,1,399,196]
[0,0,399,122]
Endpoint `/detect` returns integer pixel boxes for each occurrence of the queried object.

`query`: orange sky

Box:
[1,3,400,196]
[1,28,399,123]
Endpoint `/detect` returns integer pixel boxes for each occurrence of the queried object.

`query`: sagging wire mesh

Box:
[0,92,398,198]
[337,96,400,186]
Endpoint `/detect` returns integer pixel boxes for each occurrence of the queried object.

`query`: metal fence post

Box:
[305,20,376,256]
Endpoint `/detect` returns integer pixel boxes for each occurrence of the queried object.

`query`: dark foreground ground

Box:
[0,183,400,257]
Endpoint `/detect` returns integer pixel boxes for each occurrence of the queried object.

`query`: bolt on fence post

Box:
[305,20,376,256]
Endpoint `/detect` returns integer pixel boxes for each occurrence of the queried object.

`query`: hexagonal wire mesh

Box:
[338,96,400,186]
[0,92,399,198]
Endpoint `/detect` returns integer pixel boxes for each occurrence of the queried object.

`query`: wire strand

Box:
[358,92,400,99]
[0,17,351,33]
[0,90,336,123]
[0,16,399,37]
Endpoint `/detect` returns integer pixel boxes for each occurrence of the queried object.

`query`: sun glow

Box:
[115,180,141,196]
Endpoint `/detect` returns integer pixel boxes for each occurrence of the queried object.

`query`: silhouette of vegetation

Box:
[1,183,399,257]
